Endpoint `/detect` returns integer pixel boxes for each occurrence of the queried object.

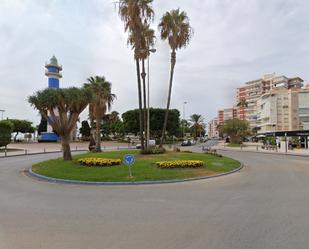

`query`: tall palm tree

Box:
[84,76,116,152]
[118,0,154,150]
[129,22,156,148]
[189,114,205,139]
[158,9,193,147]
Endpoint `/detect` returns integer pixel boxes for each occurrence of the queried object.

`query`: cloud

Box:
[0,0,308,125]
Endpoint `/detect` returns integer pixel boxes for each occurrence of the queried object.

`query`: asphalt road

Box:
[0,151,309,249]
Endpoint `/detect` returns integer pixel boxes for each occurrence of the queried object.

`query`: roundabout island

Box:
[30,150,241,185]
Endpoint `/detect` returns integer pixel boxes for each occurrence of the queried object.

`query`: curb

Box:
[0,147,134,159]
[0,150,88,158]
[28,163,244,186]
[217,148,309,158]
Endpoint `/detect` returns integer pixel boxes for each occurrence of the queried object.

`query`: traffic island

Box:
[29,150,242,185]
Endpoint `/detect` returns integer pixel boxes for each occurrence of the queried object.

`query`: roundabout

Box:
[1,150,309,249]
[29,150,241,185]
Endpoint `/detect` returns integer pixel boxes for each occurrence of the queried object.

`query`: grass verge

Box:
[32,150,241,182]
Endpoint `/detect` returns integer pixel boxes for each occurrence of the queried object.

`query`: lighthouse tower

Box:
[45,56,62,135]
[45,55,62,89]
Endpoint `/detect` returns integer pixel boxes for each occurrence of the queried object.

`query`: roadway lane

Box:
[0,151,309,249]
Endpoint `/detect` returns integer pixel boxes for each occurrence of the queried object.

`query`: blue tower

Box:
[45,55,62,89]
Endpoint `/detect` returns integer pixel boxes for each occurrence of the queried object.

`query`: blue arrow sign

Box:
[123,154,135,166]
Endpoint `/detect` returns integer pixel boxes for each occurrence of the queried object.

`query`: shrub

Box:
[156,160,203,169]
[141,147,166,155]
[204,150,223,158]
[78,158,121,167]
[0,120,13,147]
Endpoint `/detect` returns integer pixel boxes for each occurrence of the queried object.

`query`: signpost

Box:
[123,154,135,178]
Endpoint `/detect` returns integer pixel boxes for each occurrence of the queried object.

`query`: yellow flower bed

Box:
[180,150,192,153]
[156,160,203,169]
[78,158,121,167]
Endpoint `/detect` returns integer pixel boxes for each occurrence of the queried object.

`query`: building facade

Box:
[256,89,300,133]
[236,73,303,128]
[208,118,219,138]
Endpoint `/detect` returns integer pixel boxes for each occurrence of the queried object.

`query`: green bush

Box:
[141,147,166,155]
[0,120,13,147]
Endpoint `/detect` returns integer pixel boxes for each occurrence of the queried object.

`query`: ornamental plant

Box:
[78,158,121,167]
[156,160,203,169]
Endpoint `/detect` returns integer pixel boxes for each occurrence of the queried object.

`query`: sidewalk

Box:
[0,141,132,157]
[213,142,309,157]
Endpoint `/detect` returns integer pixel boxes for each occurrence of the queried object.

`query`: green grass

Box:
[227,143,247,148]
[32,150,241,182]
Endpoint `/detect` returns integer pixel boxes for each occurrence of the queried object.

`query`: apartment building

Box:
[257,89,299,133]
[217,108,237,125]
[208,118,219,138]
[299,85,309,130]
[236,73,303,128]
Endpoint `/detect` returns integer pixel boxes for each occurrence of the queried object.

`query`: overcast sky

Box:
[1,0,309,125]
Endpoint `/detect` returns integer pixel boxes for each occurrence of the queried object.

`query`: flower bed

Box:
[78,158,121,167]
[156,160,203,169]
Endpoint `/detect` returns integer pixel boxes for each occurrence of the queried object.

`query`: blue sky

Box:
[0,0,309,125]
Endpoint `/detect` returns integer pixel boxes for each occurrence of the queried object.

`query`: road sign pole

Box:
[128,165,132,178]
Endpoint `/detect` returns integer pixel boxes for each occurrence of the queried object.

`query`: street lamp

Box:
[0,109,5,120]
[146,48,156,148]
[182,102,187,139]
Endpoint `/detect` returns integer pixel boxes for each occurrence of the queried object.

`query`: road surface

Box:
[0,151,309,249]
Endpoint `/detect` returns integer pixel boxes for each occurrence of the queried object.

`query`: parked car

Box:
[181,140,192,146]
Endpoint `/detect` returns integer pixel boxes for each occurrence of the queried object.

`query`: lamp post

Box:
[146,48,156,148]
[0,109,5,120]
[182,102,187,139]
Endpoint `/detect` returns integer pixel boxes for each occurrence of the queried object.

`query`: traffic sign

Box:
[123,154,135,166]
[123,154,135,178]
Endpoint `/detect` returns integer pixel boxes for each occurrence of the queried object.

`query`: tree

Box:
[84,76,116,152]
[129,22,156,148]
[28,87,92,160]
[237,98,248,108]
[8,119,35,142]
[118,0,154,150]
[189,114,205,139]
[79,120,91,141]
[37,113,47,135]
[122,108,180,138]
[0,120,13,147]
[158,9,193,147]
[222,119,251,144]
[102,111,124,138]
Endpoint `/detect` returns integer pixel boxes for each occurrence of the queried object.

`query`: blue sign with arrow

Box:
[123,154,135,166]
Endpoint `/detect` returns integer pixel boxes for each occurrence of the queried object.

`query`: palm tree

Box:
[158,9,193,147]
[28,87,93,160]
[84,76,116,152]
[129,22,156,148]
[189,114,205,139]
[237,98,248,108]
[118,0,154,150]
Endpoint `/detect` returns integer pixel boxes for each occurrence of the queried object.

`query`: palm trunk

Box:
[62,134,72,161]
[135,57,145,150]
[160,50,176,147]
[141,59,148,149]
[95,117,101,152]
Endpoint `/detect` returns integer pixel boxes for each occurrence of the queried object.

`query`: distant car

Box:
[135,143,142,149]
[181,140,192,146]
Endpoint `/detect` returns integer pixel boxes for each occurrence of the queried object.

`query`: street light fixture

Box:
[146,48,156,148]
[183,102,188,140]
